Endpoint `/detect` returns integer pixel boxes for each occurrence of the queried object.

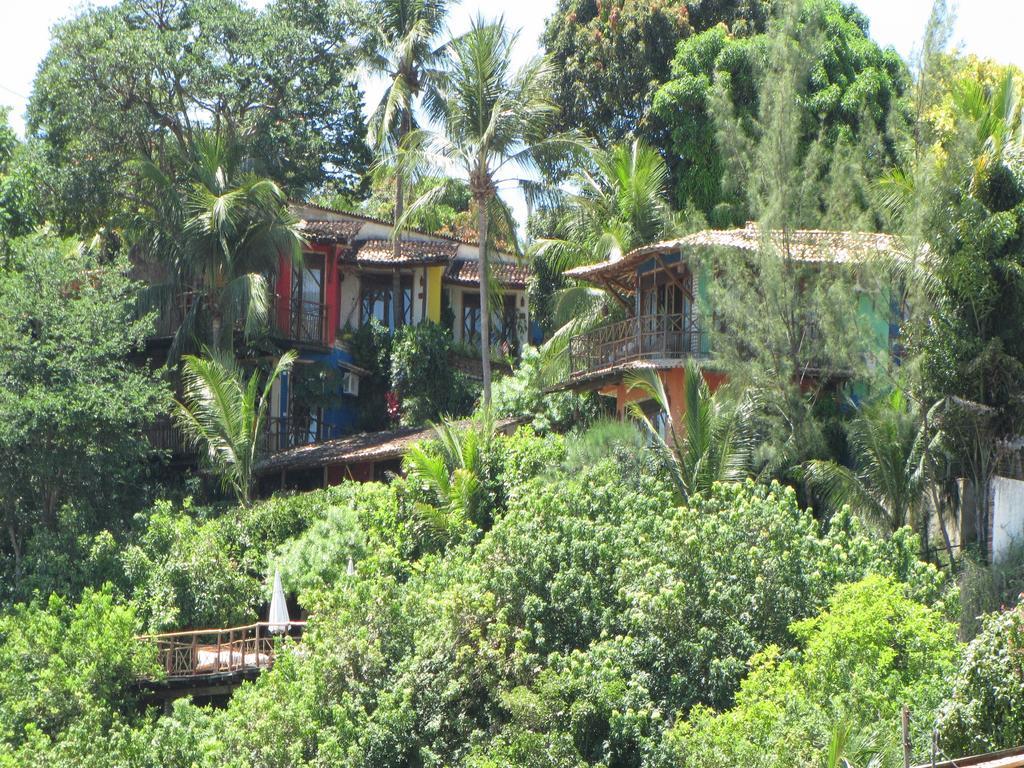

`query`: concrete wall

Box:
[992,475,1024,563]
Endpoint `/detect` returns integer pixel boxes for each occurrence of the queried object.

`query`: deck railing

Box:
[262,416,343,454]
[138,621,306,680]
[568,313,707,379]
[144,415,195,457]
[273,298,327,347]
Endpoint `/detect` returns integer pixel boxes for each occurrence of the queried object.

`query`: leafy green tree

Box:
[134,133,304,356]
[402,16,569,404]
[666,575,959,768]
[27,0,370,235]
[936,604,1024,756]
[534,138,685,374]
[390,321,478,425]
[0,110,47,240]
[541,0,694,144]
[491,346,599,433]
[626,367,753,502]
[0,233,165,583]
[650,0,907,224]
[0,586,156,750]
[402,415,495,543]
[175,350,296,506]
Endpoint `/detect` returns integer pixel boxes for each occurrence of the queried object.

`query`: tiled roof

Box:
[254,417,522,475]
[445,258,530,288]
[564,224,905,286]
[352,239,458,266]
[299,218,363,242]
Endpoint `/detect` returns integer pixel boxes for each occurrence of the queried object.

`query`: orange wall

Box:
[612,367,729,424]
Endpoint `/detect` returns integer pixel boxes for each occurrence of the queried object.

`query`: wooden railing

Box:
[144,415,196,457]
[138,621,306,680]
[273,298,327,346]
[568,313,707,379]
[262,416,343,454]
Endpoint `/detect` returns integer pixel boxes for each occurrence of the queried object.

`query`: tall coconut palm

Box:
[534,139,684,377]
[135,132,304,358]
[365,0,449,331]
[625,367,753,502]
[174,349,297,506]
[803,390,930,535]
[400,16,573,404]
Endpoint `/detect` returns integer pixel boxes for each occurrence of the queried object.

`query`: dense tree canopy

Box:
[27,0,370,234]
[0,233,165,590]
[542,0,773,145]
[650,0,908,223]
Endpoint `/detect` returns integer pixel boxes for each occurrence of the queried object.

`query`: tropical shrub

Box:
[491,346,599,433]
[664,575,959,768]
[390,321,478,425]
[937,605,1024,756]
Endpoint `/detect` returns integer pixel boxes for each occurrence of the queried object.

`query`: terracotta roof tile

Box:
[446,258,530,288]
[565,224,907,287]
[299,219,363,242]
[352,239,458,266]
[254,418,522,475]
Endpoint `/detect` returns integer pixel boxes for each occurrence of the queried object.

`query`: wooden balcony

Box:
[272,298,327,347]
[568,313,707,381]
[138,621,306,682]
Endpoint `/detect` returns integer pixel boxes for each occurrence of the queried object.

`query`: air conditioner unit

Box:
[341,369,359,396]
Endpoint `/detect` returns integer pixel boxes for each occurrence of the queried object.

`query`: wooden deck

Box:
[138,621,306,683]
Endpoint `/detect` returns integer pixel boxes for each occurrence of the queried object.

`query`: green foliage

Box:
[390,321,478,425]
[175,350,296,505]
[27,0,370,234]
[650,0,907,224]
[0,233,165,589]
[348,318,394,431]
[0,110,47,240]
[804,390,930,534]
[542,0,693,144]
[133,132,305,357]
[122,500,264,631]
[626,367,753,502]
[666,575,959,768]
[491,346,599,433]
[0,586,155,750]
[937,605,1024,756]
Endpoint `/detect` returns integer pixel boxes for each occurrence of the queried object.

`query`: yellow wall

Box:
[426,266,443,323]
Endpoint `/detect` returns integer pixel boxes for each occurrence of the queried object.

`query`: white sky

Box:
[4,0,1024,137]
[0,0,1021,227]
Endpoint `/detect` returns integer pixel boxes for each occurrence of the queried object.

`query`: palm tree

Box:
[174,349,297,506]
[135,132,304,357]
[624,367,753,502]
[365,0,449,331]
[400,15,573,404]
[533,139,684,376]
[803,390,930,535]
[402,412,494,544]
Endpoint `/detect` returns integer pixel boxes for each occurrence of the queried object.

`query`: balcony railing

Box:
[144,415,195,457]
[568,313,707,379]
[272,298,327,347]
[138,621,306,680]
[261,416,343,454]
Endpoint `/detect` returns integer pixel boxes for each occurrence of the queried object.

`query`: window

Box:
[360,274,413,329]
[462,292,520,351]
[292,254,324,308]
[462,292,482,344]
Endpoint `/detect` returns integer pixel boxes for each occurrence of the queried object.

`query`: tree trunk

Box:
[391,108,410,334]
[477,196,492,406]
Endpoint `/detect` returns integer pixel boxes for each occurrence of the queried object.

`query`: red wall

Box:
[278,243,339,345]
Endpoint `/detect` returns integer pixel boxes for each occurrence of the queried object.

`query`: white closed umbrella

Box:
[268,568,290,635]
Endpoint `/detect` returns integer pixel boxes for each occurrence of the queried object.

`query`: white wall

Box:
[992,475,1024,563]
